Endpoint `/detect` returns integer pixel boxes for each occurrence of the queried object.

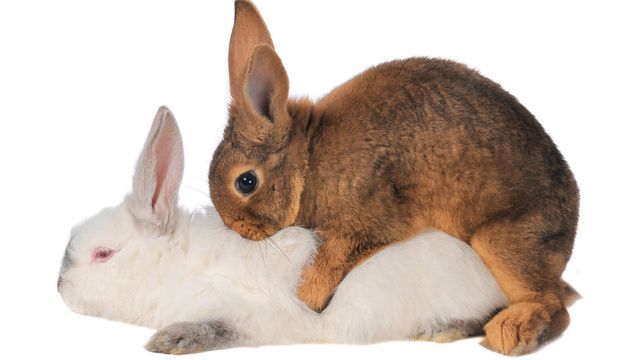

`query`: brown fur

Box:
[209,1,579,355]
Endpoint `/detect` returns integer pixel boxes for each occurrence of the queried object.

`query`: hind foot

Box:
[482,301,569,355]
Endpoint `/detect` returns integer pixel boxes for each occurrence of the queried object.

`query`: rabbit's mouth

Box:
[230,219,277,241]
[58,280,86,315]
[59,283,107,319]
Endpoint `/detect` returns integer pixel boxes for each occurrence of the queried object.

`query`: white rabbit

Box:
[57,107,507,354]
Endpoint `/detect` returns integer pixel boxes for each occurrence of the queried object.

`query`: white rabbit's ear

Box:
[129,106,184,232]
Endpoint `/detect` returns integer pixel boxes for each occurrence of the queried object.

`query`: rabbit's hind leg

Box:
[469,213,574,355]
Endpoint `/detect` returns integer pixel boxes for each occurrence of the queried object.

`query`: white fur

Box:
[58,107,507,348]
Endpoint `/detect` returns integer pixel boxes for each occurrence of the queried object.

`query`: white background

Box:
[1,0,639,359]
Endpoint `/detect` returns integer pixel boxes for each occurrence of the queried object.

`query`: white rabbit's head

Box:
[58,106,185,323]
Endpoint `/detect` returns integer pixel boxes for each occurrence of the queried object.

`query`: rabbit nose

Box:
[57,276,63,292]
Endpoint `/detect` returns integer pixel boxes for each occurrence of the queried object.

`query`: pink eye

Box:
[92,247,114,263]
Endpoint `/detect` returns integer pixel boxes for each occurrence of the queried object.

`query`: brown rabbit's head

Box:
[209,0,310,240]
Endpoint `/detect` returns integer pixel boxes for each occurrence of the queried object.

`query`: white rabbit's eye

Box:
[92,247,114,263]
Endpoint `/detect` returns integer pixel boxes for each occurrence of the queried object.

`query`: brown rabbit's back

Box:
[300,57,578,251]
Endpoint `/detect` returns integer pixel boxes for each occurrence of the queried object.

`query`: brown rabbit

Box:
[209,1,579,355]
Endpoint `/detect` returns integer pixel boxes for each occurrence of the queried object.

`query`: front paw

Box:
[145,320,239,354]
[415,328,470,343]
[297,278,331,312]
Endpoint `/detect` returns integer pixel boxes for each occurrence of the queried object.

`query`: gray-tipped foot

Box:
[415,318,487,343]
[145,320,240,355]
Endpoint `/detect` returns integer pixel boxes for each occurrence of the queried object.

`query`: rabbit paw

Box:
[297,280,331,312]
[297,259,343,312]
[415,318,483,343]
[145,320,239,354]
[415,328,469,343]
[415,329,469,344]
[481,302,569,355]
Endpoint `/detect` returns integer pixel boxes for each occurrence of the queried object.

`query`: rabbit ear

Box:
[235,44,290,145]
[129,106,184,232]
[228,0,274,98]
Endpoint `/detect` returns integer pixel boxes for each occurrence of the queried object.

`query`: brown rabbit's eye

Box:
[235,171,258,195]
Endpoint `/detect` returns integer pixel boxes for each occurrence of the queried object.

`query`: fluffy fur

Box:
[58,107,507,354]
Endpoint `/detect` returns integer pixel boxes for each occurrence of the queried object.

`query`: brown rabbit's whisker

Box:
[185,185,211,201]
[257,240,270,284]
[266,238,292,265]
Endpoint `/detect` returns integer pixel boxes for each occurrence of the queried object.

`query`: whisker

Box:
[267,238,292,265]
[263,240,280,260]
[263,238,278,255]
[184,185,211,200]
[258,241,270,287]
[194,177,210,185]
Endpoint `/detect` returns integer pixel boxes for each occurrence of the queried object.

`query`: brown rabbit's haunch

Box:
[209,1,579,355]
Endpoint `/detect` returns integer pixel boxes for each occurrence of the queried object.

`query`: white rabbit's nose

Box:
[60,244,74,272]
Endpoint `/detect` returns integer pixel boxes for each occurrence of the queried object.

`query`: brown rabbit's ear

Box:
[235,44,290,146]
[229,0,274,98]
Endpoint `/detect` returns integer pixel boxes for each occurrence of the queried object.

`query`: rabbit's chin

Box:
[59,285,98,318]
[60,285,134,326]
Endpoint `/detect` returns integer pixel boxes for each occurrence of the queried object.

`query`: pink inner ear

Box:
[247,59,275,119]
[152,123,175,210]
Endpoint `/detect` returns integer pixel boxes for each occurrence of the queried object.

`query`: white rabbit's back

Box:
[319,229,507,343]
